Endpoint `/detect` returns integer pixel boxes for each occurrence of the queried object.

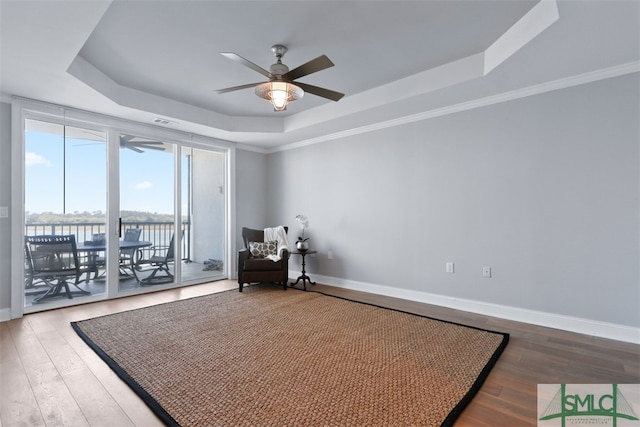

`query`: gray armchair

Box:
[237,227,289,292]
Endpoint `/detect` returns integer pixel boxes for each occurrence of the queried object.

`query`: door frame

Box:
[10,98,236,318]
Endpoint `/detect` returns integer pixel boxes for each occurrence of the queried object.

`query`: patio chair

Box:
[24,244,49,294]
[133,231,182,285]
[24,235,91,303]
[119,228,142,276]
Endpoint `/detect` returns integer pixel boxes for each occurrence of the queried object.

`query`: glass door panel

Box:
[181,147,226,282]
[118,134,176,292]
[24,119,107,309]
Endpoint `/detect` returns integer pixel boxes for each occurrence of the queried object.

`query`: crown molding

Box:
[268,62,640,154]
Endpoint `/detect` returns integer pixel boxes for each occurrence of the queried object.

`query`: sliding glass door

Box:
[17,104,230,315]
[118,134,177,291]
[23,118,108,308]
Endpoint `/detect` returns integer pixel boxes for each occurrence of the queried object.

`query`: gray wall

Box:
[3,74,639,329]
[0,102,11,313]
[266,74,640,327]
[235,148,268,250]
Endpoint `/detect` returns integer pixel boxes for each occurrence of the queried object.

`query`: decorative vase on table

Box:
[295,214,310,252]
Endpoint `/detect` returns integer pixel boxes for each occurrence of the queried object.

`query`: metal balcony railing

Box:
[24,221,191,261]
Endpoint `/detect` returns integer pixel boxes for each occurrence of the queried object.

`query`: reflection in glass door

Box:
[181,146,226,282]
[118,134,176,291]
[23,119,107,309]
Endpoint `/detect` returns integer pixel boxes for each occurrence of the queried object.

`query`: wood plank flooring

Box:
[2,280,638,426]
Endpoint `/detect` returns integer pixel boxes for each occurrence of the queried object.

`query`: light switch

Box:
[0,207,8,218]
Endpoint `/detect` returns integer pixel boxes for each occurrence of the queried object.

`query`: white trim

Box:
[105,128,120,299]
[227,147,237,280]
[484,0,559,74]
[290,271,640,345]
[10,102,25,319]
[0,308,11,322]
[235,143,270,154]
[11,96,237,150]
[270,62,640,154]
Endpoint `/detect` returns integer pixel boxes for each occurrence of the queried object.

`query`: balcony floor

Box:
[24,261,226,308]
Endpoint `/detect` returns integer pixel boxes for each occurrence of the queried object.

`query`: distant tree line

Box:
[26,210,180,224]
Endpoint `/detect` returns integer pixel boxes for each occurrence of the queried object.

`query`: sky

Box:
[25,127,179,216]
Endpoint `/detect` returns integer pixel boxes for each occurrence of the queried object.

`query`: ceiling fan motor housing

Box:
[269,62,289,78]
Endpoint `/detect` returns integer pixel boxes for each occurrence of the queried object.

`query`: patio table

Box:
[77,240,152,279]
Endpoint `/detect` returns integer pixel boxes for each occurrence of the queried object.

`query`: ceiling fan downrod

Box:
[269,45,289,77]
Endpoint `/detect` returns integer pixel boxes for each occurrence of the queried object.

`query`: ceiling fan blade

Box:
[132,144,164,150]
[128,138,163,145]
[130,143,165,151]
[80,129,106,141]
[126,145,144,153]
[284,55,334,81]
[296,82,344,102]
[220,52,271,78]
[119,135,163,153]
[132,141,162,145]
[214,82,265,94]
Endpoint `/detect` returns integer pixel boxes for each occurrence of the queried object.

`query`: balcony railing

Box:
[25,221,191,261]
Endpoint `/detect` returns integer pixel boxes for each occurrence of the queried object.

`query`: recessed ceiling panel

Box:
[78,0,537,117]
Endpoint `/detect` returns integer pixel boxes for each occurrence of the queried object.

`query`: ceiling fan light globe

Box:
[271,89,289,110]
[255,81,304,112]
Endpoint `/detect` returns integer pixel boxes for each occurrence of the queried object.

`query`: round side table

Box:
[290,250,317,291]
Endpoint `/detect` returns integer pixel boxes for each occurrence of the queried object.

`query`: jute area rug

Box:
[72,286,509,426]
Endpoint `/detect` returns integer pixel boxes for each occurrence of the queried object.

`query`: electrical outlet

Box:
[445,262,454,273]
[327,250,333,260]
[482,267,492,278]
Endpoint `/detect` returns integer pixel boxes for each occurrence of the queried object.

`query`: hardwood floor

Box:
[2,280,639,426]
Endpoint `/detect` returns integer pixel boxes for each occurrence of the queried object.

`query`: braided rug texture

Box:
[72,286,508,426]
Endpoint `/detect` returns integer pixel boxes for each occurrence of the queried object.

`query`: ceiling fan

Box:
[215,44,344,111]
[72,132,165,153]
[120,135,165,153]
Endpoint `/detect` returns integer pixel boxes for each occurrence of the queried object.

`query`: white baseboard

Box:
[289,271,640,345]
[0,308,11,322]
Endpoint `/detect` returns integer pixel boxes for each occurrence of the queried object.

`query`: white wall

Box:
[266,74,640,328]
[192,149,225,263]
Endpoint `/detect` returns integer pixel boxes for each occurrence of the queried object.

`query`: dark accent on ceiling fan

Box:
[215,45,344,103]
[295,82,344,102]
[219,53,271,78]
[284,55,335,81]
[120,135,165,153]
